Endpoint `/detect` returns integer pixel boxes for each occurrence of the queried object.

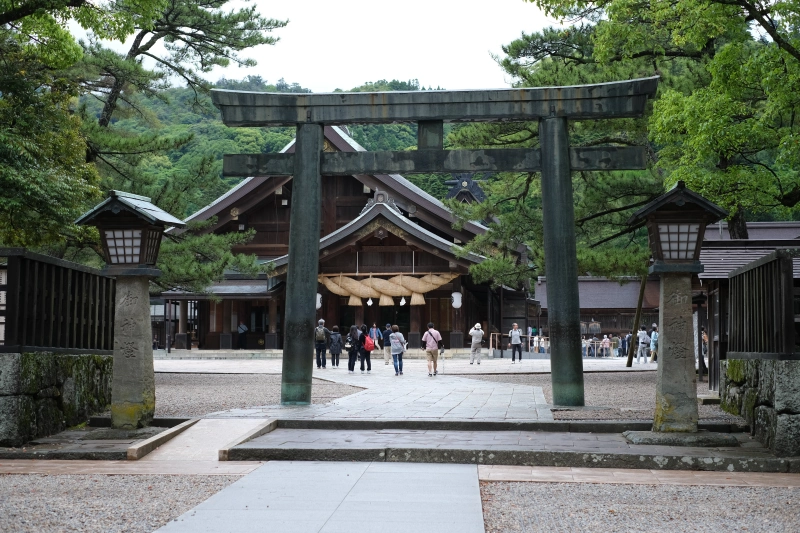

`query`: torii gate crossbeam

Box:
[211,77,659,406]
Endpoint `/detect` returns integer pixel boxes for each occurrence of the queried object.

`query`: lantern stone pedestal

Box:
[111,275,156,429]
[653,272,699,432]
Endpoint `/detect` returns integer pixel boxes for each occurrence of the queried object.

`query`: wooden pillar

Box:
[354,304,364,327]
[178,301,188,334]
[222,300,232,333]
[268,298,278,334]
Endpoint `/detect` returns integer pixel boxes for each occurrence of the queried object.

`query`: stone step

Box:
[227,428,795,473]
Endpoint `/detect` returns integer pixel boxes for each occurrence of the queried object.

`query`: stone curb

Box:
[226,446,797,473]
[218,419,278,461]
[0,449,128,460]
[272,418,745,434]
[126,418,199,460]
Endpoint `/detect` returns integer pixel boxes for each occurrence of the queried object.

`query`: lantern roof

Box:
[627,181,728,226]
[76,190,186,228]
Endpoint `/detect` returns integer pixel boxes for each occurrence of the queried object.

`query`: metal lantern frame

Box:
[76,190,185,275]
[628,181,727,274]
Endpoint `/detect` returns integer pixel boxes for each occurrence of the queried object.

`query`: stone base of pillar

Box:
[111,276,156,429]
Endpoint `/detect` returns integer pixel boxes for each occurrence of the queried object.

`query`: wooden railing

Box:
[0,249,115,354]
[727,249,799,360]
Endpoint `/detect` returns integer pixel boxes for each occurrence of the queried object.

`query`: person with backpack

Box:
[422,322,443,376]
[389,324,406,376]
[360,324,373,373]
[382,323,393,365]
[328,325,343,368]
[346,325,361,374]
[314,319,331,369]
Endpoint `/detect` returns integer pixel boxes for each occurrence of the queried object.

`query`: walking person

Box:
[509,323,523,363]
[636,326,650,364]
[382,323,393,366]
[360,324,373,373]
[328,326,343,368]
[346,325,361,374]
[649,325,659,363]
[237,320,248,349]
[314,319,331,369]
[389,325,405,376]
[601,335,611,358]
[422,322,443,376]
[620,332,629,358]
[468,323,484,364]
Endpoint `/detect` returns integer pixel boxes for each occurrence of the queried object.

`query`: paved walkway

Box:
[202,368,553,421]
[157,461,485,533]
[155,357,655,375]
[478,465,800,487]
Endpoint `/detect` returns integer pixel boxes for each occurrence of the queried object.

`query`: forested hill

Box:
[93,76,450,219]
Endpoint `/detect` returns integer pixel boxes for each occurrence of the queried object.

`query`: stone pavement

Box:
[202,367,553,422]
[157,461,485,533]
[478,465,800,487]
[155,356,656,375]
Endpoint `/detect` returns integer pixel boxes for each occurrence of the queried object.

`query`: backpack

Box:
[363,335,374,351]
[315,326,326,342]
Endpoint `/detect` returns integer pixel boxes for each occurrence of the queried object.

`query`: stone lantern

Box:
[76,191,185,428]
[626,181,727,438]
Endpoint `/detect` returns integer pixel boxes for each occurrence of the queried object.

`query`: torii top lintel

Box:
[211,77,659,127]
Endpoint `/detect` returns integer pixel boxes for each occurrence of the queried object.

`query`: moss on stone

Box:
[727,359,747,384]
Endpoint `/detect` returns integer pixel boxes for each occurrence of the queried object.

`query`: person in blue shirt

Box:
[649,325,659,363]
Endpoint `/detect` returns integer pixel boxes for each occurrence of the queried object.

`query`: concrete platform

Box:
[226,428,795,472]
[157,461,485,533]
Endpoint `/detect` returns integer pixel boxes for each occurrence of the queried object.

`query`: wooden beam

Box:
[222,146,647,177]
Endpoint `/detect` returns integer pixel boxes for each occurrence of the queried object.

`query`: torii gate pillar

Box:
[540,117,584,405]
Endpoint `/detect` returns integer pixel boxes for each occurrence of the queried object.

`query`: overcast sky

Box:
[83,0,558,92]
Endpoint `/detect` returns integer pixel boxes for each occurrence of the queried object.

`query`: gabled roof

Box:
[269,194,484,273]
[627,181,728,225]
[76,190,185,228]
[174,125,487,240]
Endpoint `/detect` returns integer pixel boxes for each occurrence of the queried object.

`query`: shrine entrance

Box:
[211,77,659,405]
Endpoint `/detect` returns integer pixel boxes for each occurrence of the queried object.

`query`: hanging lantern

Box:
[451,291,462,309]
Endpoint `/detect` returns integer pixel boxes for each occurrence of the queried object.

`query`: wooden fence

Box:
[727,249,799,360]
[0,249,115,354]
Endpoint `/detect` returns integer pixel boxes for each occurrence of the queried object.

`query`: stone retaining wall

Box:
[0,352,113,446]
[720,359,800,456]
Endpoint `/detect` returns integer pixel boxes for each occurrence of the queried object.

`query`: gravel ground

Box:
[481,481,800,533]
[0,474,238,533]
[458,372,743,422]
[153,373,363,417]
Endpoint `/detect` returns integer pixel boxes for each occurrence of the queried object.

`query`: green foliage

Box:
[156,218,271,294]
[0,37,101,247]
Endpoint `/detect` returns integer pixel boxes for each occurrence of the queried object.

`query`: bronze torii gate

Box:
[211,77,659,406]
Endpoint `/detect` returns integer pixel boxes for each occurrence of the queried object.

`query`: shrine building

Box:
[161,126,539,351]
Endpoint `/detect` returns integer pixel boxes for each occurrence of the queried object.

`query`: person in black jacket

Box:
[347,325,362,374]
[360,324,372,374]
[329,325,343,368]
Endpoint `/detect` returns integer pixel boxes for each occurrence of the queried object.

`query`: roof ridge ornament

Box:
[360,189,402,215]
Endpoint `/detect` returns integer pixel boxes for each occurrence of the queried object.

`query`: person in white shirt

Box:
[508,323,523,363]
[636,326,650,364]
[468,323,484,364]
